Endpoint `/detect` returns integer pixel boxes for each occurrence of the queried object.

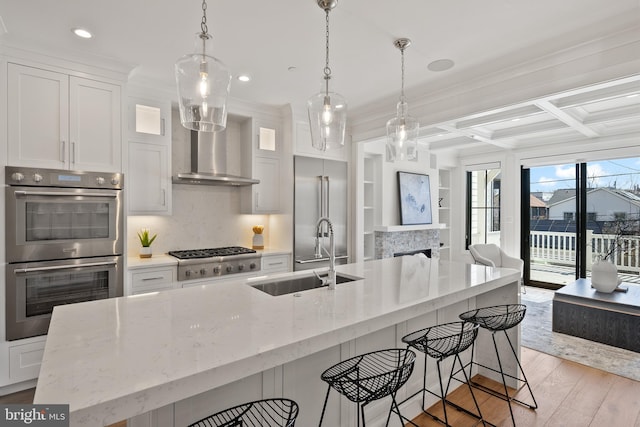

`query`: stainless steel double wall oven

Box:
[5,166,124,340]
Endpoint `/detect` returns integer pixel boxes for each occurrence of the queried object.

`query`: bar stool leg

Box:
[502,330,538,410]
[435,360,451,426]
[491,331,516,426]
[318,385,331,427]
[454,353,487,426]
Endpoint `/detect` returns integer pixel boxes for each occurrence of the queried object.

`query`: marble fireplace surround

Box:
[374,225,441,259]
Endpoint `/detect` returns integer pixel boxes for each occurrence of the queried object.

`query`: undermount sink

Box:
[250,273,362,296]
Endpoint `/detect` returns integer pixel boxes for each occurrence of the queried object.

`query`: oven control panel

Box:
[176,257,261,281]
[6,166,123,190]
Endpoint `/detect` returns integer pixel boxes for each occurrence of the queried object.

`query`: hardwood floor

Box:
[409,346,640,427]
[2,348,639,426]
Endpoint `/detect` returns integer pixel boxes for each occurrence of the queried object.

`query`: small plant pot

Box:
[252,233,264,250]
[139,246,152,259]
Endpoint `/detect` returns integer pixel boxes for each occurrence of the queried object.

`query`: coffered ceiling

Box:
[1,0,639,153]
[421,77,640,153]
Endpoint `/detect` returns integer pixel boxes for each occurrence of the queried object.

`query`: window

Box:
[564,212,575,221]
[466,168,501,248]
[614,212,627,220]
[587,212,597,221]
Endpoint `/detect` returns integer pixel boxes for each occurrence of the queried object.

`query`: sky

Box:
[529,157,640,193]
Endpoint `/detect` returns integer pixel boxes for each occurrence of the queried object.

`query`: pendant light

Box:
[386,38,418,162]
[307,0,347,151]
[175,0,231,132]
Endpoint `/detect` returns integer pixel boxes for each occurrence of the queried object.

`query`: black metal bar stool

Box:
[318,348,416,427]
[459,304,538,426]
[400,321,492,427]
[187,398,299,427]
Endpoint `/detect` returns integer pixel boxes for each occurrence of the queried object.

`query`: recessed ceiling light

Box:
[72,28,92,39]
[427,59,454,72]
[237,75,251,82]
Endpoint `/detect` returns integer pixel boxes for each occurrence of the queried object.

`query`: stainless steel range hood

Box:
[173,130,259,186]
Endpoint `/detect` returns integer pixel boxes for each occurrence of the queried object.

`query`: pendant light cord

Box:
[324,9,332,95]
[200,0,208,36]
[399,45,406,104]
[199,0,209,60]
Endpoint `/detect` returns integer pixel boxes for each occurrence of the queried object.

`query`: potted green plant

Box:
[137,228,157,258]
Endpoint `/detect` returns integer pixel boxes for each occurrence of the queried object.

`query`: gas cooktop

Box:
[168,246,261,281]
[168,246,256,260]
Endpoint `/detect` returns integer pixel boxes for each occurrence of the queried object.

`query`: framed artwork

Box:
[397,171,432,225]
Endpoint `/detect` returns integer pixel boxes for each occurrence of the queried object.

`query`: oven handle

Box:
[14,261,117,274]
[14,190,118,198]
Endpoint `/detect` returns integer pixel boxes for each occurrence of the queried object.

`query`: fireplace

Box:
[375,228,440,259]
[394,248,432,258]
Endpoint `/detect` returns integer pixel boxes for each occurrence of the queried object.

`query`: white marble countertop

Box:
[34,257,519,426]
[127,249,290,270]
[127,254,178,269]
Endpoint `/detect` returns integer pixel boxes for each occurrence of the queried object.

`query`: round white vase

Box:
[139,246,152,258]
[591,258,619,293]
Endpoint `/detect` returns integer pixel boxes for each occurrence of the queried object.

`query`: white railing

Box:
[530,230,640,273]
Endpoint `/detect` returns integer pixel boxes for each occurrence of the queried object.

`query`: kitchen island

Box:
[34,256,521,426]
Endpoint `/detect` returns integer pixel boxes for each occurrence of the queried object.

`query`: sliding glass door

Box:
[525,163,579,286]
[523,157,640,288]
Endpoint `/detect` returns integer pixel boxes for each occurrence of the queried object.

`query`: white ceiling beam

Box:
[438,124,515,149]
[535,100,600,137]
[553,80,640,108]
[455,105,542,129]
[491,119,569,139]
[584,104,640,125]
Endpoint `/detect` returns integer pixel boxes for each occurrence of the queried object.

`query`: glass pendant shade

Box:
[386,101,418,162]
[307,90,347,151]
[175,33,231,132]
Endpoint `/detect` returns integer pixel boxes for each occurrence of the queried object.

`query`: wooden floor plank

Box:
[590,375,640,427]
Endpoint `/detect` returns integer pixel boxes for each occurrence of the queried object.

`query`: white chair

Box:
[468,244,526,294]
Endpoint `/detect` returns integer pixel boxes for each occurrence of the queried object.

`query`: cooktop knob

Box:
[33,173,43,183]
[238,264,245,271]
[249,262,257,270]
[185,270,191,277]
[11,172,24,182]
[96,177,105,185]
[226,265,233,273]
[111,176,120,185]
[213,266,221,274]
[200,268,207,276]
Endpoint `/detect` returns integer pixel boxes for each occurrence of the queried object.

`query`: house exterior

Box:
[548,187,640,222]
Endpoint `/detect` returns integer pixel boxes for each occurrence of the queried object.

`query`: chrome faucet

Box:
[315,217,336,290]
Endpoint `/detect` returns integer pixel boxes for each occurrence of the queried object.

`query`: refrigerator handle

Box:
[322,176,330,236]
[325,175,330,220]
[318,176,324,237]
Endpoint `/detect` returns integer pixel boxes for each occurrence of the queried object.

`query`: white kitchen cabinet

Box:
[7,63,122,172]
[129,266,176,295]
[261,253,291,273]
[127,97,172,215]
[128,142,171,214]
[8,338,46,383]
[241,117,283,214]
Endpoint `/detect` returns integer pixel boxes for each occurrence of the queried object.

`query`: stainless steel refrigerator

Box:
[294,156,348,271]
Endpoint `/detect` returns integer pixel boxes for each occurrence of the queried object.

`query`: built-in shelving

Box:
[438,169,451,261]
[363,154,382,261]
